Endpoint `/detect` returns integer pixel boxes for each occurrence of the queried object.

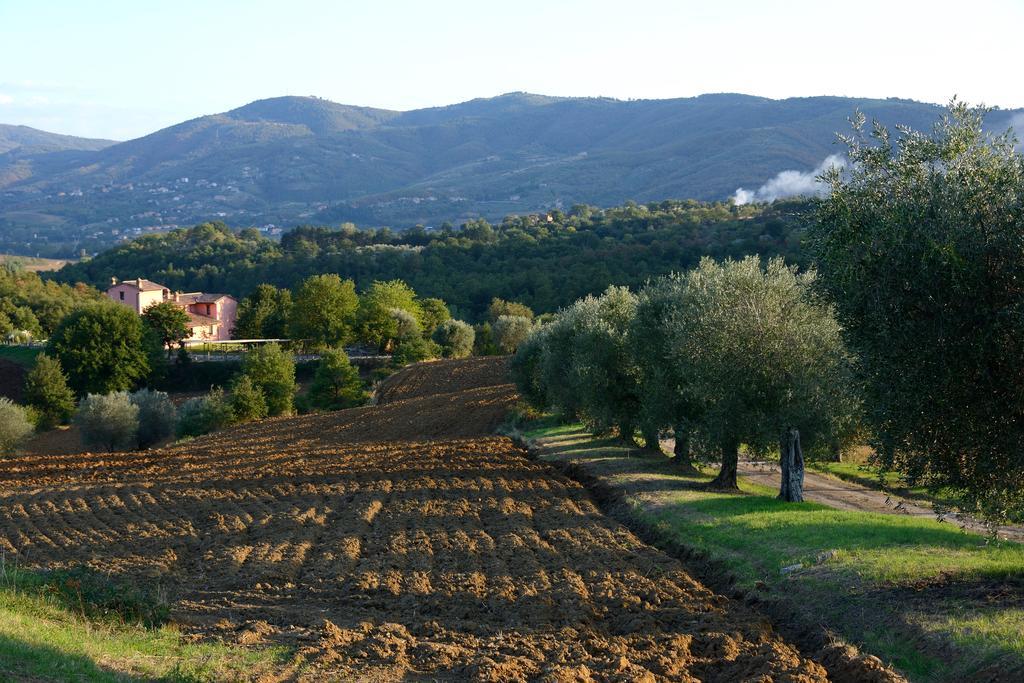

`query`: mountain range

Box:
[1,93,1021,257]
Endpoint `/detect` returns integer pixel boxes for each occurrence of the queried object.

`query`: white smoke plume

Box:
[733,154,846,205]
[1008,113,1024,151]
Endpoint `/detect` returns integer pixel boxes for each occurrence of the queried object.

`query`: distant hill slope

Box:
[0,124,115,155]
[2,93,1021,256]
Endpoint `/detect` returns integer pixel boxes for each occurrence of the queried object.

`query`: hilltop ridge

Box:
[2,92,1021,256]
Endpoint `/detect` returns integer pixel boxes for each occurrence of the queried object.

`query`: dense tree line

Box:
[516,102,1024,521]
[52,200,810,321]
[513,257,857,500]
[0,267,102,339]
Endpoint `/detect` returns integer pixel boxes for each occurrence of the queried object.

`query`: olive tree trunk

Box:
[778,428,805,502]
[710,439,739,489]
[673,424,698,473]
[617,421,637,447]
[642,424,662,453]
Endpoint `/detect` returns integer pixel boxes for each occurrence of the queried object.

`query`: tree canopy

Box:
[289,274,358,349]
[809,101,1024,519]
[48,304,151,395]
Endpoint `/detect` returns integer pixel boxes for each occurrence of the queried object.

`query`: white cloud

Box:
[0,94,13,105]
[733,154,846,205]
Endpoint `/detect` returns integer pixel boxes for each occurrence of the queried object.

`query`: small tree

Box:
[0,398,33,455]
[130,389,177,449]
[240,343,296,416]
[355,280,423,351]
[473,322,498,356]
[23,354,75,430]
[304,348,366,411]
[419,298,451,338]
[48,304,150,395]
[510,326,549,409]
[432,319,475,358]
[230,375,268,422]
[289,274,358,349]
[234,284,292,339]
[176,388,235,438]
[492,315,534,354]
[488,298,534,323]
[142,301,191,359]
[76,392,140,452]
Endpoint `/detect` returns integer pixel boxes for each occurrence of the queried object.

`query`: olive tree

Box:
[0,398,33,455]
[565,287,645,445]
[76,392,140,452]
[630,274,702,470]
[810,101,1024,519]
[492,315,534,354]
[130,388,177,449]
[666,256,858,494]
[432,319,475,358]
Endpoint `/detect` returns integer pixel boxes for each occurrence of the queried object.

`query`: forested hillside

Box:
[52,199,809,319]
[4,92,1009,257]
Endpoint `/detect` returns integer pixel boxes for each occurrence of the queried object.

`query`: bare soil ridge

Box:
[0,357,825,680]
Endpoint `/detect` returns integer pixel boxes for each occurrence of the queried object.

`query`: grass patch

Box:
[0,564,293,681]
[528,421,1024,682]
[0,345,42,367]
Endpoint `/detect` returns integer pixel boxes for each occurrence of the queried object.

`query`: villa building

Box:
[106,277,237,342]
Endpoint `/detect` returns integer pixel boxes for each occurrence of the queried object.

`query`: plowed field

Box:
[0,357,825,681]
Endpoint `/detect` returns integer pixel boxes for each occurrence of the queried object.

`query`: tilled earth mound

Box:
[0,358,826,681]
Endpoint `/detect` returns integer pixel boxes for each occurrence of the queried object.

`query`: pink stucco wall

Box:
[107,282,238,342]
[106,283,165,313]
[216,297,237,340]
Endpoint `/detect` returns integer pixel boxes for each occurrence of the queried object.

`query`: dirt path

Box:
[737,460,1024,543]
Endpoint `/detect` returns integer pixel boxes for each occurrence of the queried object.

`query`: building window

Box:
[119,291,124,300]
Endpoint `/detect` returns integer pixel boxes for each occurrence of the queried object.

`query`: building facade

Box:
[106,278,237,341]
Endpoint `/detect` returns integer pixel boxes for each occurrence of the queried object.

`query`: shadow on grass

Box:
[0,632,147,682]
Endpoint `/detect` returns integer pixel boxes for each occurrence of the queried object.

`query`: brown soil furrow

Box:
[0,358,828,681]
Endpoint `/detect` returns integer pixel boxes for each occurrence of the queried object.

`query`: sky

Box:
[2,0,1022,140]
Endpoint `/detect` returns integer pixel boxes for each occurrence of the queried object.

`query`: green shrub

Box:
[130,389,177,449]
[3,564,170,628]
[75,392,139,452]
[432,319,475,358]
[0,397,34,455]
[22,354,75,430]
[230,375,268,422]
[176,388,234,438]
[392,336,439,365]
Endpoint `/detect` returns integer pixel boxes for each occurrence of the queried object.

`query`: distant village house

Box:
[106,278,237,342]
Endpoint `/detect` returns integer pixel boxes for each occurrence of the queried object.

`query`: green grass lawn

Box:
[0,565,293,681]
[524,421,1024,683]
[0,345,42,367]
